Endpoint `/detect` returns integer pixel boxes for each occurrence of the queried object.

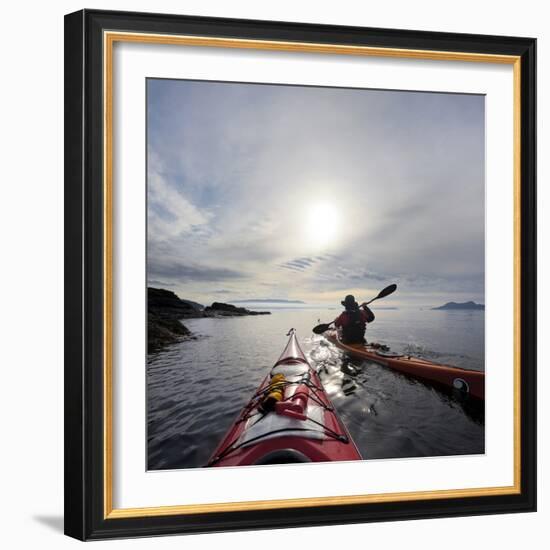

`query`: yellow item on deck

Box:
[259,373,286,412]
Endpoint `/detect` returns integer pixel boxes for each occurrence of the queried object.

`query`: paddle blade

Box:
[375,283,397,300]
[312,323,332,335]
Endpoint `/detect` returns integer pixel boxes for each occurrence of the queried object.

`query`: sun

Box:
[304,202,339,249]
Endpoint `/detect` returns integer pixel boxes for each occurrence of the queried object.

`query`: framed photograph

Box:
[64,9,536,540]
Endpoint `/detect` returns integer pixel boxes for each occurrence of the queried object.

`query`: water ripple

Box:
[147,308,484,469]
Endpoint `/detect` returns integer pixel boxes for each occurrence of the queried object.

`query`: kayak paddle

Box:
[312,283,397,334]
[361,283,397,306]
[312,321,335,335]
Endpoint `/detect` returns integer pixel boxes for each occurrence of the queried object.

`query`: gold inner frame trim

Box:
[103,31,522,519]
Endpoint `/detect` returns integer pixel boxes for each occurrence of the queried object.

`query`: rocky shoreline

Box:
[148,312,191,353]
[148,288,270,352]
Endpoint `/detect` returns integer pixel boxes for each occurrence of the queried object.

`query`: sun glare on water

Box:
[304,202,339,249]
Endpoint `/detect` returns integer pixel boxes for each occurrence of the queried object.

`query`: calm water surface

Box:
[147,307,485,470]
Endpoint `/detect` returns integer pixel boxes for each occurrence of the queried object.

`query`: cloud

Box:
[280,264,305,272]
[147,79,485,304]
[147,279,176,287]
[280,257,320,272]
[348,270,389,283]
[148,154,211,245]
[148,259,246,283]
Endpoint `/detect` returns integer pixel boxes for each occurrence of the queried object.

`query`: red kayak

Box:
[207,329,362,467]
[324,330,485,400]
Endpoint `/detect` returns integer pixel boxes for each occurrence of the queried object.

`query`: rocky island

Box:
[204,302,271,317]
[148,287,270,352]
[432,301,485,311]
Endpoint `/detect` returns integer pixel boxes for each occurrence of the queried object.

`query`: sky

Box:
[147,78,485,307]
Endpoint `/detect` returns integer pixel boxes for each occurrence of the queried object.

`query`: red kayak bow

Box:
[207,329,362,467]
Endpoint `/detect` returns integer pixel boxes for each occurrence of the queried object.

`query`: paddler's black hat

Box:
[341,294,359,310]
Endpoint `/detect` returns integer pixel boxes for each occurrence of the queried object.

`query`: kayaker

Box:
[334,295,375,344]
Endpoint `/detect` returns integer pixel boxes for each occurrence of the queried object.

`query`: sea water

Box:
[147,307,484,470]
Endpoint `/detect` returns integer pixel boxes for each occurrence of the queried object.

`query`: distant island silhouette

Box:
[432,301,484,311]
[232,299,305,304]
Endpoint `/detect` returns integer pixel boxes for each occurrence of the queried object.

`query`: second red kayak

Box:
[323,329,485,400]
[207,329,362,467]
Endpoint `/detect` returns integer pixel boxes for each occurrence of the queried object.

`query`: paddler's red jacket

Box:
[334,306,375,344]
[334,308,374,328]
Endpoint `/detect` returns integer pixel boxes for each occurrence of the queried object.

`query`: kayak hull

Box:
[324,330,485,400]
[207,331,362,467]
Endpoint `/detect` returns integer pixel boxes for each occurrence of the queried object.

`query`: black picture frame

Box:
[64,9,536,541]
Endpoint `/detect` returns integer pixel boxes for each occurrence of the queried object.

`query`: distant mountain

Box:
[432,301,484,311]
[232,299,305,304]
[204,302,270,316]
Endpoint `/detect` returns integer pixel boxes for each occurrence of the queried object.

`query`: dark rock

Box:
[210,302,241,312]
[148,312,190,353]
[179,298,204,312]
[148,287,202,319]
[147,288,198,353]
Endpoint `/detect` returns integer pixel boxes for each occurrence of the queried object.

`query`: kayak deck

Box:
[207,330,362,467]
[324,330,485,400]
